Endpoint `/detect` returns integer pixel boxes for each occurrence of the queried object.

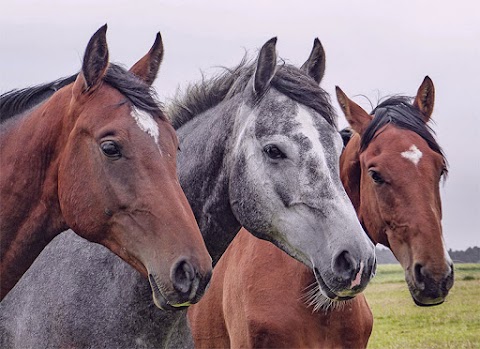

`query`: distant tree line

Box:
[448,247,480,263]
[375,247,398,264]
[375,246,480,264]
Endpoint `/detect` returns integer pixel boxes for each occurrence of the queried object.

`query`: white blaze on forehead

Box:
[295,105,326,161]
[401,145,423,166]
[131,107,159,145]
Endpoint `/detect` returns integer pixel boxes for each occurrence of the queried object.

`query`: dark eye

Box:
[368,169,384,184]
[263,144,286,160]
[101,140,121,159]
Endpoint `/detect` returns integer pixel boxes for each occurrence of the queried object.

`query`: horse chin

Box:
[313,269,356,302]
[409,288,445,307]
[148,274,191,311]
[303,280,355,313]
[412,296,444,307]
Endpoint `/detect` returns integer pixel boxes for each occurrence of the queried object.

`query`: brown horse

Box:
[0,25,212,307]
[188,75,453,348]
[336,78,453,306]
[188,228,373,348]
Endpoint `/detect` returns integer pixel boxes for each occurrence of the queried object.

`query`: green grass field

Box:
[364,264,480,349]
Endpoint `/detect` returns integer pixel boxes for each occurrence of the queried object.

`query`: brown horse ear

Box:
[253,37,277,96]
[413,76,435,122]
[335,86,372,135]
[129,32,164,86]
[73,24,109,94]
[300,38,326,84]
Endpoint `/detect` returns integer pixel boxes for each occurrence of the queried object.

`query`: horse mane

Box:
[361,96,448,173]
[339,128,353,147]
[0,64,166,123]
[168,58,336,130]
[0,75,77,122]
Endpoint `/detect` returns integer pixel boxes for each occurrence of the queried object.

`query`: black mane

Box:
[168,58,336,130]
[0,63,165,123]
[0,75,77,122]
[361,96,447,172]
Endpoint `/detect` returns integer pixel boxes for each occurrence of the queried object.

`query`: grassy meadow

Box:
[364,264,480,349]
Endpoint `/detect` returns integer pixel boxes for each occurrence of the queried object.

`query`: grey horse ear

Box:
[253,37,277,96]
[301,38,326,84]
[130,32,164,86]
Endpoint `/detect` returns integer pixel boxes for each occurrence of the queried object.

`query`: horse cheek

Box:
[57,142,108,241]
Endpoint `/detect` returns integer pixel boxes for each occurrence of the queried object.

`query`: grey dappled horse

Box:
[0,38,375,348]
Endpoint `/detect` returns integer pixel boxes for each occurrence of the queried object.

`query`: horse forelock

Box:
[103,64,166,121]
[167,57,336,130]
[361,96,447,175]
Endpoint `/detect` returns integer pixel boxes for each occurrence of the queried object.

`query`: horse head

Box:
[337,78,454,306]
[228,38,376,301]
[13,26,213,307]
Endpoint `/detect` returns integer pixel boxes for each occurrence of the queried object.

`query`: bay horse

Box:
[187,76,454,348]
[0,38,375,348]
[337,79,454,306]
[0,26,212,306]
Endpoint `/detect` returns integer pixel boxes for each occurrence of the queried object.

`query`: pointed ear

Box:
[335,86,372,135]
[300,38,326,84]
[253,37,277,96]
[129,32,164,86]
[73,24,109,95]
[413,76,435,122]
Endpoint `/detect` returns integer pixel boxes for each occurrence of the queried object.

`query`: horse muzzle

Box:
[314,251,377,300]
[408,262,454,306]
[148,258,212,310]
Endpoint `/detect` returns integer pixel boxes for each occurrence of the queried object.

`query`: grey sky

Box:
[1,0,478,250]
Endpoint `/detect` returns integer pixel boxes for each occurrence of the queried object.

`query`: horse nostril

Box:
[171,258,196,294]
[443,264,455,292]
[414,263,425,284]
[332,250,356,280]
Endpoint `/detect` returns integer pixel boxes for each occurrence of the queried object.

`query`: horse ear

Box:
[335,86,372,135]
[73,24,109,94]
[413,76,435,122]
[253,37,277,96]
[300,38,326,84]
[129,32,164,86]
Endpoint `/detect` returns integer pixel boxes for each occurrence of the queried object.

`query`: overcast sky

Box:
[1,0,478,250]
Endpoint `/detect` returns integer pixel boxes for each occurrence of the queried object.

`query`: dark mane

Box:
[168,58,336,130]
[0,63,165,123]
[0,75,77,122]
[339,128,353,147]
[103,64,165,119]
[361,96,447,172]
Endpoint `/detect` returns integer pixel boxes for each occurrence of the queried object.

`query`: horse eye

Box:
[263,144,286,160]
[368,169,384,184]
[101,141,121,159]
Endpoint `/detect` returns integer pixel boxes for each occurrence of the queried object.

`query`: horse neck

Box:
[0,92,70,298]
[176,101,242,265]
